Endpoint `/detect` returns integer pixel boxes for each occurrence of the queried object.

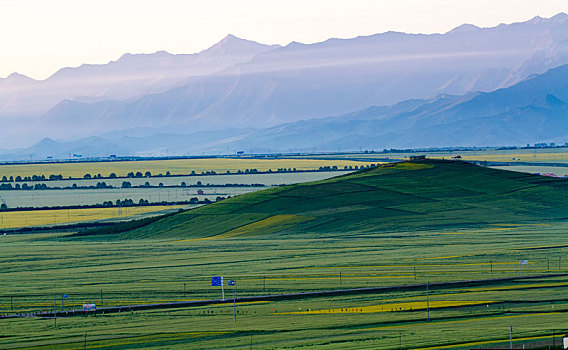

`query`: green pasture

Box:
[2,220,568,348]
[109,159,568,240]
[2,160,568,348]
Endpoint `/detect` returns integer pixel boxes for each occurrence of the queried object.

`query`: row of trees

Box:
[0,182,113,191]
[1,164,370,183]
[1,174,65,182]
[98,196,227,207]
[0,181,264,191]
[105,199,151,207]
[0,183,48,190]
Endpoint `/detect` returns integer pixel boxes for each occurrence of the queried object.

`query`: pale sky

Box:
[2,0,568,80]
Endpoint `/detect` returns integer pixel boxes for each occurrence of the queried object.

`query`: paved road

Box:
[3,272,568,319]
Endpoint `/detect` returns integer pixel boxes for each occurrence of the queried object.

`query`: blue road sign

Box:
[228,280,236,286]
[212,276,222,286]
[63,294,68,299]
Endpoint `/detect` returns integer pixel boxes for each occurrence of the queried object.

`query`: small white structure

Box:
[83,303,96,312]
[563,333,568,349]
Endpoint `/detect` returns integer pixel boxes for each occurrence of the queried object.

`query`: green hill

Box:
[113,159,568,239]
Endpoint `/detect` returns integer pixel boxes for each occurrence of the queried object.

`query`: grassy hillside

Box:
[114,159,568,239]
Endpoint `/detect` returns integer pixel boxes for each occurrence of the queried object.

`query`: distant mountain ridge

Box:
[220,63,568,152]
[3,62,568,159]
[2,14,568,155]
[0,35,279,117]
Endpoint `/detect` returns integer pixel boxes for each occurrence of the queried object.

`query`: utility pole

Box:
[339,271,342,285]
[233,282,237,324]
[426,282,430,322]
[263,277,266,292]
[509,325,514,350]
[10,296,13,313]
[414,266,416,280]
[54,293,57,328]
[490,261,493,274]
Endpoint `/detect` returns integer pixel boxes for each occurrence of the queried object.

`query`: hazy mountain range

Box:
[2,13,568,159]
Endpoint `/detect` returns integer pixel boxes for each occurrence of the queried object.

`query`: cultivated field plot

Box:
[2,223,568,349]
[9,171,346,188]
[492,165,568,177]
[0,171,349,209]
[0,186,258,209]
[0,205,187,230]
[292,147,568,164]
[0,158,374,179]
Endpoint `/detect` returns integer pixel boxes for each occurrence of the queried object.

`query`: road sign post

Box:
[519,260,528,277]
[212,276,225,300]
[228,280,236,324]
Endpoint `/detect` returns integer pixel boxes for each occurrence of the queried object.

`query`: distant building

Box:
[563,333,568,349]
[236,151,244,155]
[197,189,204,195]
[452,155,462,160]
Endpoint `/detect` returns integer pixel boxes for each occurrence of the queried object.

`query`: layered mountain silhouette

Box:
[2,14,568,157]
[0,35,278,118]
[222,64,568,152]
[3,62,567,159]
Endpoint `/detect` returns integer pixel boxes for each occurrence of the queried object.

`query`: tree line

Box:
[0,164,376,183]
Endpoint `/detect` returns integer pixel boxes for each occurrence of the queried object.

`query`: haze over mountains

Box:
[2,14,568,159]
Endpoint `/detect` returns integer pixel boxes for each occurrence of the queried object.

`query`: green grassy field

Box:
[3,223,568,349]
[2,160,568,349]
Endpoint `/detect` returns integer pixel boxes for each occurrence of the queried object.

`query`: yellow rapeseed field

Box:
[0,158,376,179]
[0,205,184,229]
[276,300,495,314]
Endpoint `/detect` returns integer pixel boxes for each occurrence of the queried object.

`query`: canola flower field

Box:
[0,205,186,230]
